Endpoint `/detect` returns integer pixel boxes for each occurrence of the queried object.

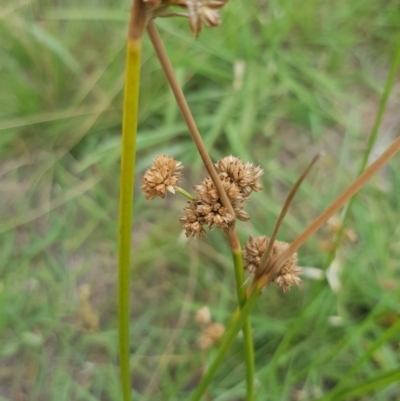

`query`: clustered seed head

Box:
[195,306,212,325]
[143,0,229,37]
[216,155,263,195]
[180,156,263,238]
[142,155,183,200]
[243,236,302,292]
[194,306,225,350]
[197,323,225,350]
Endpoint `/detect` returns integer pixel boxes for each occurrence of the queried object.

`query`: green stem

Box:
[232,249,255,401]
[189,289,261,401]
[176,186,195,200]
[118,2,146,400]
[324,37,400,268]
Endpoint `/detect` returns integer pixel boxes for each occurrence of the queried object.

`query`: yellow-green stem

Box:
[232,250,255,400]
[227,226,254,401]
[118,2,146,399]
[176,186,195,200]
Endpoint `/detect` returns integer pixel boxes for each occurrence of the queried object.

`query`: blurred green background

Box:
[1,0,400,400]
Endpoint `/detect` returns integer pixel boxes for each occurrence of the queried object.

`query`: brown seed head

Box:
[144,0,229,37]
[195,306,212,325]
[180,200,207,238]
[216,155,263,193]
[142,155,183,200]
[243,236,302,292]
[179,155,260,237]
[197,322,225,350]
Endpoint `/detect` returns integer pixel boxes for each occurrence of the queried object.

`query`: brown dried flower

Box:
[216,155,263,194]
[144,0,229,37]
[197,322,225,350]
[142,155,183,200]
[195,306,212,325]
[179,156,262,237]
[180,200,207,238]
[243,236,302,292]
[187,0,228,37]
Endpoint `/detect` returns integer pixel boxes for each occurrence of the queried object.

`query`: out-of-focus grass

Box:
[1,0,400,400]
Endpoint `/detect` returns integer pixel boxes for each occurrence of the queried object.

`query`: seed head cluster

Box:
[180,156,263,238]
[143,0,229,37]
[142,155,183,200]
[194,306,225,350]
[243,236,302,292]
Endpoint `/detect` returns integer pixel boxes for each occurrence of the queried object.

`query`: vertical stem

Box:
[227,227,255,400]
[118,2,146,400]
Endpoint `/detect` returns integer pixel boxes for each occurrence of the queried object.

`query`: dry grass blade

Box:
[258,154,320,276]
[146,20,236,218]
[258,134,400,289]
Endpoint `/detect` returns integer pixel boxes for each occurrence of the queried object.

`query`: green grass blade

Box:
[118,37,142,401]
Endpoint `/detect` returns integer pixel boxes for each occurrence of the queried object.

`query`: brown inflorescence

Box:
[197,323,225,350]
[143,0,229,37]
[180,156,263,238]
[194,306,225,350]
[142,155,183,200]
[243,236,302,292]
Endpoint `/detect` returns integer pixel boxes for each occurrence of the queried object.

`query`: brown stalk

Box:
[129,0,147,40]
[258,134,400,289]
[257,154,320,277]
[146,20,236,218]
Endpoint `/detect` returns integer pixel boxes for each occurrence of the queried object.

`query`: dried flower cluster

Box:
[143,0,229,37]
[180,156,263,238]
[243,236,302,292]
[194,306,225,350]
[318,215,358,252]
[142,155,183,200]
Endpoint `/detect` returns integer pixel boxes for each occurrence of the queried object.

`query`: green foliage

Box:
[0,0,399,400]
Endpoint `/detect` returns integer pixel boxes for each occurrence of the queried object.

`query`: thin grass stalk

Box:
[315,319,400,401]
[118,2,146,400]
[189,289,261,401]
[258,154,320,276]
[324,37,400,268]
[226,226,255,400]
[145,20,235,218]
[190,134,400,399]
[326,368,400,401]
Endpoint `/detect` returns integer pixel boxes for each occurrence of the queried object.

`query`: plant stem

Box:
[146,20,236,219]
[227,226,255,401]
[118,2,146,400]
[176,186,195,200]
[189,289,261,401]
[324,37,400,268]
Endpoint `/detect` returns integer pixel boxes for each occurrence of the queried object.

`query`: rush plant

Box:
[117,1,400,400]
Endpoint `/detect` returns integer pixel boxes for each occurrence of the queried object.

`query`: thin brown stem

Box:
[146,20,236,218]
[258,134,400,289]
[257,154,320,276]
